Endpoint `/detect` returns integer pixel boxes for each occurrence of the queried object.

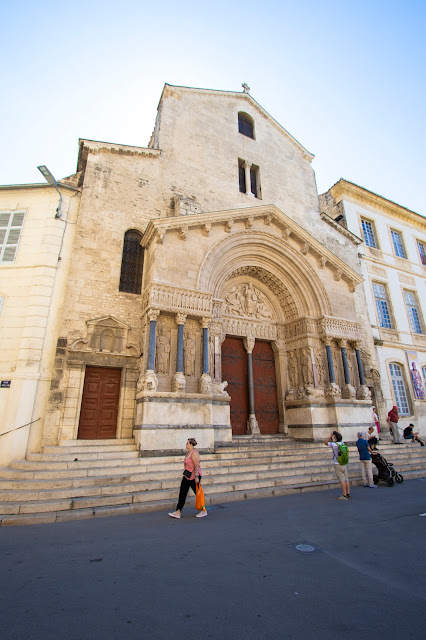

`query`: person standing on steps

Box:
[356,432,377,488]
[168,438,208,519]
[387,406,403,444]
[325,431,350,500]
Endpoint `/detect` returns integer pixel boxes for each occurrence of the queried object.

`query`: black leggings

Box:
[176,476,201,511]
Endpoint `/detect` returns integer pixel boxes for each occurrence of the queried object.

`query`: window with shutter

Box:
[0,211,25,263]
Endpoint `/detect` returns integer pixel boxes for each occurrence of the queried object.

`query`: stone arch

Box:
[198,230,332,319]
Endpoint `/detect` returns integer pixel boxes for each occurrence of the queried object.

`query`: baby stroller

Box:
[371,451,403,487]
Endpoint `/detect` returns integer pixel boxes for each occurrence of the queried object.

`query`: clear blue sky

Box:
[2,0,425,214]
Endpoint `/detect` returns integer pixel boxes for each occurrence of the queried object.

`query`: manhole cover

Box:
[295,544,315,553]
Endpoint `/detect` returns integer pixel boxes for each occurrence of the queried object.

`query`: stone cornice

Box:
[160,84,315,162]
[79,138,161,160]
[320,212,363,245]
[142,204,363,291]
[330,180,426,230]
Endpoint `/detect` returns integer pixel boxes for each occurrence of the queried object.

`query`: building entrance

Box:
[221,337,279,435]
[77,366,121,439]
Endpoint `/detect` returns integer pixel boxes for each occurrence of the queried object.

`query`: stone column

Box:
[243,336,260,435]
[322,338,341,399]
[337,339,355,399]
[244,161,252,195]
[353,341,372,400]
[137,309,160,393]
[199,318,212,394]
[173,313,187,392]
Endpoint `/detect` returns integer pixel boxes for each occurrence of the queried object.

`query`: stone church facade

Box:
[31,84,378,456]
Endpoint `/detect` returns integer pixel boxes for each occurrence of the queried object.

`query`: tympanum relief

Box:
[225,283,273,321]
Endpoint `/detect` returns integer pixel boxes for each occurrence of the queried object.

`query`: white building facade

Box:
[320,180,426,435]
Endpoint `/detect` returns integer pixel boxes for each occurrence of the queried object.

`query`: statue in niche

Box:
[315,351,326,386]
[100,329,114,352]
[301,348,314,386]
[288,351,298,388]
[156,328,171,374]
[347,356,355,385]
[184,333,196,377]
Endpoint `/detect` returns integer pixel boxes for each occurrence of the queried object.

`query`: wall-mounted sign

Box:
[1,381,11,388]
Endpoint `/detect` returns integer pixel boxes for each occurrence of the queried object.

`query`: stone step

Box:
[25,450,140,463]
[57,438,136,447]
[1,457,425,505]
[43,444,138,454]
[2,468,425,526]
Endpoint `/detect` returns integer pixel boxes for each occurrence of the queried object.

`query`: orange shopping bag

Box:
[195,484,206,511]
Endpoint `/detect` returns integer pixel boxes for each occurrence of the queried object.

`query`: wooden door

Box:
[221,337,248,435]
[253,341,279,434]
[77,367,121,439]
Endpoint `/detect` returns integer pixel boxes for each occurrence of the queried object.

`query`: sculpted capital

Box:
[147,309,160,322]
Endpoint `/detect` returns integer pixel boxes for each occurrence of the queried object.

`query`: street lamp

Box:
[37,165,63,218]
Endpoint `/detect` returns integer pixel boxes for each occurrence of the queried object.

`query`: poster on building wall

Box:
[406,350,425,400]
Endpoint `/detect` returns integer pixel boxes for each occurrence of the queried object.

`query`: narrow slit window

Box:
[238,159,246,193]
[119,230,144,294]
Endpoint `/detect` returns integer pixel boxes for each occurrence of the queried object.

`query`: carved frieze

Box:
[142,284,212,316]
[224,282,273,320]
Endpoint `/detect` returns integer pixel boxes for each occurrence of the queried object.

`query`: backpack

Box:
[337,442,349,465]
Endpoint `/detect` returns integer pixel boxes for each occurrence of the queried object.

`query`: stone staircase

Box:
[1,435,426,526]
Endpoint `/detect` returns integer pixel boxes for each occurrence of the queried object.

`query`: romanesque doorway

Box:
[221,337,279,435]
[253,341,279,434]
[221,337,248,435]
[77,366,121,439]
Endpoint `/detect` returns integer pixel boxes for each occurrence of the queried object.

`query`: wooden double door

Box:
[77,366,121,439]
[221,337,279,435]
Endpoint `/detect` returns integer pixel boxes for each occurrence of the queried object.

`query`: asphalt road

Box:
[1,479,426,640]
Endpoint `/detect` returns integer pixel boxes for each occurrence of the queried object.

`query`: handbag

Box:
[195,484,206,511]
[182,469,191,479]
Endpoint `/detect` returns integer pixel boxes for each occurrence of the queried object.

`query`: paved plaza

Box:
[1,479,426,640]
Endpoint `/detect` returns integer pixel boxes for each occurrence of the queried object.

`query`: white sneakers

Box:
[196,510,208,518]
[168,512,181,519]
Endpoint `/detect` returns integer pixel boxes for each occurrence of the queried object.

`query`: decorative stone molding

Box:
[245,216,254,229]
[282,227,291,241]
[156,231,164,244]
[334,269,342,281]
[69,316,137,358]
[141,284,212,316]
[137,370,158,394]
[200,317,211,329]
[325,383,341,398]
[199,373,212,394]
[222,317,277,341]
[341,384,356,399]
[247,414,260,435]
[264,214,273,226]
[318,256,327,269]
[175,313,187,326]
[319,316,361,341]
[147,309,161,322]
[357,385,372,400]
[172,372,186,392]
[203,223,211,237]
[243,336,256,353]
[179,226,188,240]
[225,220,234,233]
[301,243,310,255]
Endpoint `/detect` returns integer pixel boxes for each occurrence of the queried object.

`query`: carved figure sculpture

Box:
[184,334,196,377]
[301,348,314,386]
[156,329,170,374]
[315,352,326,386]
[288,351,298,388]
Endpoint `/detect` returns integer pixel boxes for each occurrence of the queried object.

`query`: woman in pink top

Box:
[168,438,207,519]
